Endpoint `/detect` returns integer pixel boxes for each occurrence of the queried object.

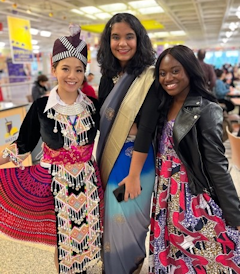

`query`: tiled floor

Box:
[0,132,239,274]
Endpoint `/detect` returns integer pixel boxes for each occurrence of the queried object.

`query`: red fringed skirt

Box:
[0,164,56,245]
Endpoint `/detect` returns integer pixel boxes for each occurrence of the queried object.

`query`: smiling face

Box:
[52,57,85,97]
[110,21,137,68]
[159,54,190,101]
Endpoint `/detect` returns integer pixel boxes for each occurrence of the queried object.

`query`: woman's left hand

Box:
[237,226,240,231]
[118,175,141,202]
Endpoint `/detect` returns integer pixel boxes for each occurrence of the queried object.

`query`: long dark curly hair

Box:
[155,45,217,130]
[97,13,156,78]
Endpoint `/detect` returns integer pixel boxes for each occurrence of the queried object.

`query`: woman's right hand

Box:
[0,151,10,165]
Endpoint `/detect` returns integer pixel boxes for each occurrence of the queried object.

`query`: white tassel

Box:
[69,24,81,37]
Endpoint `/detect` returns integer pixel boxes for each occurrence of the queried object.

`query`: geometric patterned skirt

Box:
[0,164,56,245]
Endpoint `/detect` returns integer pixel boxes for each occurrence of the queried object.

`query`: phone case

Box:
[113,185,125,203]
[113,185,143,203]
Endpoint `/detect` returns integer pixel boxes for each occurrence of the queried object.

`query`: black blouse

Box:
[98,75,161,153]
[16,96,100,155]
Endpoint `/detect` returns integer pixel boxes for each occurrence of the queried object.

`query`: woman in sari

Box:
[96,13,161,274]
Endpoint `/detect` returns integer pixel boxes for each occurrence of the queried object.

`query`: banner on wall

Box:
[7,16,33,63]
[0,114,21,145]
[6,58,26,83]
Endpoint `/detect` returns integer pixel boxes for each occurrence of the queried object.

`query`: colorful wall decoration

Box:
[7,16,33,63]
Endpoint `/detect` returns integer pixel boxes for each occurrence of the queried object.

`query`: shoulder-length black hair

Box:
[97,13,156,78]
[155,45,217,127]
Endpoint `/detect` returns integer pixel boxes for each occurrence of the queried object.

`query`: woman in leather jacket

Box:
[149,45,240,273]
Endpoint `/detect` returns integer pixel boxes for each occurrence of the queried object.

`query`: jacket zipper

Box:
[194,128,214,196]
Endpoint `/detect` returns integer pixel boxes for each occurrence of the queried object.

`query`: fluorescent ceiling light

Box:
[33,49,39,54]
[111,10,136,16]
[229,22,239,31]
[0,42,5,48]
[80,6,102,14]
[139,6,164,14]
[148,32,169,38]
[40,31,51,37]
[226,31,233,38]
[33,45,40,50]
[84,14,97,20]
[71,9,84,15]
[95,13,112,20]
[30,28,39,35]
[31,40,38,45]
[128,0,159,9]
[170,30,186,36]
[98,3,127,12]
[123,10,137,15]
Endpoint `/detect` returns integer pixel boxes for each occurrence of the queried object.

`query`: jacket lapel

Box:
[173,95,202,149]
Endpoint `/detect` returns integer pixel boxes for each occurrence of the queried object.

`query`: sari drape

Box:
[98,66,155,187]
[98,66,156,273]
[96,73,135,166]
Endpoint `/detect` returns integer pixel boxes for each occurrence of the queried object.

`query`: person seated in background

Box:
[197,49,216,91]
[214,68,235,113]
[81,76,97,98]
[215,69,230,98]
[223,66,235,88]
[222,63,238,88]
[233,65,240,82]
[31,74,49,101]
[87,72,94,83]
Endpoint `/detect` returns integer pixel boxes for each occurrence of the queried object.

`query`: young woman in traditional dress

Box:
[96,13,160,274]
[0,24,103,274]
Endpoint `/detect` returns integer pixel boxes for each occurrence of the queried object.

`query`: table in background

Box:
[227,87,240,98]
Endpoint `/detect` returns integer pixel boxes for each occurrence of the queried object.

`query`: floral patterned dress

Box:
[149,120,240,274]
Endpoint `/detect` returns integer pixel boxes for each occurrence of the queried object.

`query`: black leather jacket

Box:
[172,94,240,227]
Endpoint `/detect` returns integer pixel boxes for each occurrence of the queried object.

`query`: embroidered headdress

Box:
[52,24,88,66]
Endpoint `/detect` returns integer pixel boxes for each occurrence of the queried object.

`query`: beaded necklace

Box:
[47,95,95,149]
[67,115,80,144]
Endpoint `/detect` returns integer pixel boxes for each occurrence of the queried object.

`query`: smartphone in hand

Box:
[113,185,142,203]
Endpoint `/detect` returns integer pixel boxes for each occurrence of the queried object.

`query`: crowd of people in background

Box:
[196,49,240,137]
[214,62,240,137]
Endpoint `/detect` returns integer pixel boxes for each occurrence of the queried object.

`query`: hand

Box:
[229,86,234,93]
[118,175,141,202]
[237,226,240,232]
